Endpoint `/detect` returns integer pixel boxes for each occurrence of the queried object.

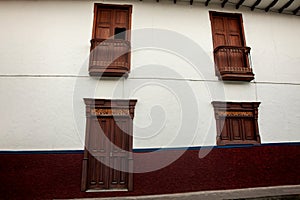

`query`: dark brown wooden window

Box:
[210,11,254,81]
[212,101,261,146]
[89,4,132,77]
[81,99,137,192]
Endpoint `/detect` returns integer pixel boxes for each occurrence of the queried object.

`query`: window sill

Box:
[89,67,129,77]
[218,70,255,82]
[217,139,261,146]
[86,189,129,192]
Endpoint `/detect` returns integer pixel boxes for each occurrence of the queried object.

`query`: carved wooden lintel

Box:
[216,111,253,117]
[91,108,130,116]
[84,98,137,118]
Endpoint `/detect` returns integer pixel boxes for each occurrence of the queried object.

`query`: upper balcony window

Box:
[209,11,254,82]
[89,4,132,77]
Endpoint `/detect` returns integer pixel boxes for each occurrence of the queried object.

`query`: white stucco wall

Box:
[0,0,299,150]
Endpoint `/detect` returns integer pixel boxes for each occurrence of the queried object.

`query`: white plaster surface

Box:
[0,0,299,150]
[256,83,300,143]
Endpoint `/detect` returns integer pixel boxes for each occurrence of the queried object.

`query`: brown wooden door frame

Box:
[81,99,137,192]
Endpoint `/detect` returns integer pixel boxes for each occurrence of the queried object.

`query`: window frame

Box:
[209,11,255,82]
[212,101,261,146]
[89,3,132,77]
[92,3,132,41]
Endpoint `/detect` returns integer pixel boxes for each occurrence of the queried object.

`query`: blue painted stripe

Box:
[0,150,84,155]
[133,142,300,153]
[132,144,253,152]
[0,142,299,154]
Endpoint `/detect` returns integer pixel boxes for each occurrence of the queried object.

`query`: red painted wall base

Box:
[0,144,299,199]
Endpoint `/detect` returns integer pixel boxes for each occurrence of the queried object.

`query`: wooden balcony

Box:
[214,46,254,81]
[89,39,130,77]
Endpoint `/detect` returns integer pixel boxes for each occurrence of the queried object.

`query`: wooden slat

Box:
[293,5,300,15]
[251,0,261,11]
[236,0,245,9]
[278,0,294,13]
[205,0,211,6]
[221,0,228,8]
[265,0,278,12]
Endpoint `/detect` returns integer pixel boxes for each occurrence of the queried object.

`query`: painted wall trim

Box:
[0,150,84,155]
[133,142,300,152]
[0,142,299,154]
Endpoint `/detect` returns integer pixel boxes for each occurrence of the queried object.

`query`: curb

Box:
[70,185,300,200]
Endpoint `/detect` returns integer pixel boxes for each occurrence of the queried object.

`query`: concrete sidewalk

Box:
[72,185,300,200]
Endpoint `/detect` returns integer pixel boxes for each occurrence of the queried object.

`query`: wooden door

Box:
[94,6,131,40]
[211,13,244,48]
[210,12,246,69]
[87,117,131,191]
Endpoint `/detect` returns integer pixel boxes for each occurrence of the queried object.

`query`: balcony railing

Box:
[213,46,254,81]
[89,39,130,77]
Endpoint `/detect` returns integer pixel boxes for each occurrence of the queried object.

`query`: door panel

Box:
[96,9,114,39]
[215,33,227,46]
[231,118,242,140]
[115,10,128,26]
[87,117,130,191]
[226,17,244,68]
[244,119,255,140]
[213,17,226,31]
[220,118,230,140]
[87,118,110,190]
[213,17,227,47]
[228,34,242,46]
[95,28,111,40]
[227,18,242,45]
[109,118,129,190]
[87,154,110,190]
[98,9,112,24]
[94,7,130,40]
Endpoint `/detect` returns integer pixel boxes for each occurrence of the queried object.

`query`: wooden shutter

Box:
[212,102,261,146]
[211,16,227,47]
[210,12,245,48]
[95,8,114,39]
[93,5,131,40]
[226,17,244,46]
